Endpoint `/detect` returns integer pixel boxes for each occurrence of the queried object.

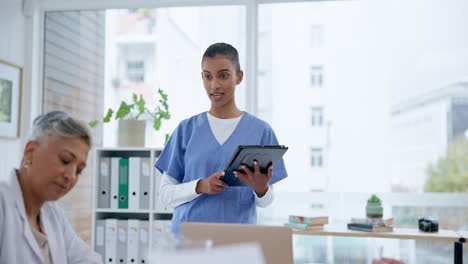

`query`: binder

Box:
[105,219,118,264]
[127,219,140,264]
[117,220,128,264]
[152,220,172,246]
[110,158,120,209]
[153,164,162,212]
[139,158,151,209]
[128,157,141,210]
[118,158,129,209]
[97,157,110,208]
[138,220,149,263]
[95,220,106,263]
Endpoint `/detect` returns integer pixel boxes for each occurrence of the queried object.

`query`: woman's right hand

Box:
[195,171,228,194]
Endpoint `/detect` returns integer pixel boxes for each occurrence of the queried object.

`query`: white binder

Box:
[153,162,162,212]
[105,219,118,264]
[139,158,151,209]
[127,219,140,264]
[152,219,172,248]
[128,157,141,210]
[117,220,128,264]
[139,220,149,263]
[95,220,106,263]
[97,157,110,208]
[110,157,120,209]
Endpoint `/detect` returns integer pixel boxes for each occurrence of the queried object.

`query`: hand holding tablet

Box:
[221,145,288,186]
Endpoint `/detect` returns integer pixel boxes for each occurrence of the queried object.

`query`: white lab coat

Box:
[0,169,102,264]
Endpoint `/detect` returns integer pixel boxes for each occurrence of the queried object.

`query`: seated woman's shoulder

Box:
[0,181,13,201]
[0,182,13,211]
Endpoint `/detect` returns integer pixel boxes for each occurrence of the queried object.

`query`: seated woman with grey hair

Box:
[0,111,102,263]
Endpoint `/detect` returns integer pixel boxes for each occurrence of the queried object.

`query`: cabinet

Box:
[91,148,173,264]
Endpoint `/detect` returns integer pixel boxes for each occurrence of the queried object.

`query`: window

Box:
[310,148,323,168]
[310,65,323,88]
[310,25,324,48]
[311,107,324,127]
[126,60,145,82]
[105,6,246,147]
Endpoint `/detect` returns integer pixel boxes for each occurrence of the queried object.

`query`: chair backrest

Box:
[180,223,293,264]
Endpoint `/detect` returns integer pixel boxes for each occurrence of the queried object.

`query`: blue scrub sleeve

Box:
[261,125,288,185]
[154,123,186,183]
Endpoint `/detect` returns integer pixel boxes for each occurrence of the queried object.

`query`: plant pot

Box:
[366,201,383,218]
[118,120,146,147]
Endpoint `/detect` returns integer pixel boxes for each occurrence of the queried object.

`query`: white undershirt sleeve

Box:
[254,185,274,208]
[159,172,275,208]
[159,172,202,208]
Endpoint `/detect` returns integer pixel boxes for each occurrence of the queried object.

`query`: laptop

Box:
[180,223,293,264]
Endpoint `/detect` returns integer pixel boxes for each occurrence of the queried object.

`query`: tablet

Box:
[221,145,288,186]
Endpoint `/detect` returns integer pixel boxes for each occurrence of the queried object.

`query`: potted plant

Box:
[366,194,383,218]
[90,88,170,146]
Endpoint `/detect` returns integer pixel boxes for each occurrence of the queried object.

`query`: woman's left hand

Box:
[233,161,272,197]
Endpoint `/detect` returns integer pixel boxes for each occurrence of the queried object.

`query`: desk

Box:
[293,226,467,264]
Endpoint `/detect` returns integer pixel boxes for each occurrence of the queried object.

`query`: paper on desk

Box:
[148,242,265,264]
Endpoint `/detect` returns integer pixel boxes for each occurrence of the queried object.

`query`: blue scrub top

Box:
[155,112,288,232]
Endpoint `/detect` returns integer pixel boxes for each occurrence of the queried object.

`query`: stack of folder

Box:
[284,215,329,231]
[97,157,152,210]
[95,219,151,264]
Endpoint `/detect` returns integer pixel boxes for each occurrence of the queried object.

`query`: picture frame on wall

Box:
[0,59,22,138]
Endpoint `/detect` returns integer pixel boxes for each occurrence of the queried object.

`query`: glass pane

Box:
[258,0,468,194]
[104,6,246,148]
[258,1,468,263]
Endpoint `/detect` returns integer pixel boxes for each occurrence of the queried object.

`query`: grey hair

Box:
[28,110,92,147]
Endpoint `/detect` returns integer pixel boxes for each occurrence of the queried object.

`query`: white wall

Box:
[0,0,27,181]
[0,0,40,182]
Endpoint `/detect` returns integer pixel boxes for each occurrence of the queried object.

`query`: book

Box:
[350,217,394,227]
[347,223,393,232]
[288,215,329,225]
[284,222,325,231]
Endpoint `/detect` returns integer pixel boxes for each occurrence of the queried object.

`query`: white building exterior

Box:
[391,82,468,192]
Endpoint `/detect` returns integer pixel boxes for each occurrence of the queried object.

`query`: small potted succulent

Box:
[366,194,383,218]
[89,88,170,146]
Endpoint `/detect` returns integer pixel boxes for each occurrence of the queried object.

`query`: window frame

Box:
[34,0,327,116]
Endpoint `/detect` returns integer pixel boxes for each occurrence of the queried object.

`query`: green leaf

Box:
[368,194,381,203]
[158,88,168,100]
[424,139,468,192]
[116,102,132,119]
[153,118,161,130]
[136,94,145,114]
[159,111,170,119]
[164,133,170,145]
[88,120,99,128]
[103,109,113,122]
[132,93,138,103]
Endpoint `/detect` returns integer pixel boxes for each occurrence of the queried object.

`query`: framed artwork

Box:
[0,59,22,138]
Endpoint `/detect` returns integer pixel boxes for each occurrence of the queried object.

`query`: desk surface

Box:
[293,226,467,242]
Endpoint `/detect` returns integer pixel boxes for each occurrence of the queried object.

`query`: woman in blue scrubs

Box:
[155,42,288,233]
